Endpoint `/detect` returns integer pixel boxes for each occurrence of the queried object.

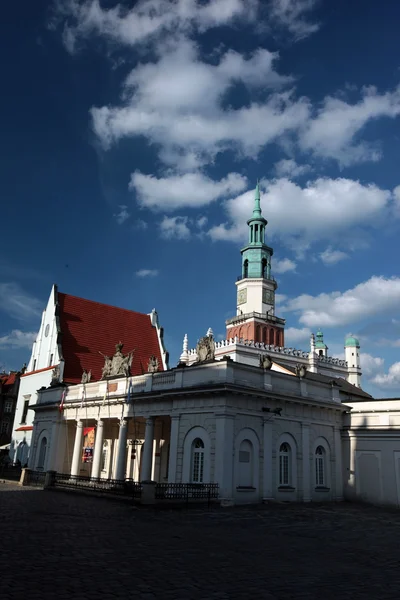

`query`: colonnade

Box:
[69,416,159,481]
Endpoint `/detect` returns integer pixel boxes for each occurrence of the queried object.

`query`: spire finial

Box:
[179,333,189,364]
[253,180,262,217]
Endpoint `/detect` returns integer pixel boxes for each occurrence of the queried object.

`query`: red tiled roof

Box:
[0,373,17,386]
[58,292,164,384]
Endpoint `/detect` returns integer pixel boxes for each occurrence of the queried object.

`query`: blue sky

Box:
[1,0,400,396]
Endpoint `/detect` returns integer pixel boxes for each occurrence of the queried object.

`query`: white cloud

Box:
[371,361,400,389]
[284,326,311,346]
[0,330,37,350]
[0,283,42,322]
[320,247,348,265]
[130,171,247,211]
[273,257,296,274]
[196,216,208,229]
[160,216,191,240]
[132,219,148,230]
[135,269,159,278]
[281,276,400,328]
[269,0,320,41]
[300,85,400,166]
[208,178,393,249]
[274,158,312,178]
[114,205,130,224]
[57,0,258,53]
[361,353,385,379]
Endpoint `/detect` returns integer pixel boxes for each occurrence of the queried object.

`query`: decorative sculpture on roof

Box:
[259,354,272,370]
[50,364,61,387]
[81,369,92,384]
[196,329,215,363]
[100,342,134,379]
[147,355,159,373]
[295,364,307,378]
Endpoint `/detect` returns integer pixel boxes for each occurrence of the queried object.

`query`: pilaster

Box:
[301,423,311,502]
[262,418,273,500]
[167,414,180,483]
[215,413,235,502]
[71,420,83,477]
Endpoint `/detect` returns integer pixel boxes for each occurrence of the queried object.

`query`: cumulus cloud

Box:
[320,247,348,265]
[361,353,385,379]
[57,0,258,53]
[284,326,311,346]
[269,0,320,41]
[371,362,400,389]
[0,283,42,322]
[135,269,159,278]
[274,158,312,178]
[160,216,191,240]
[273,257,296,274]
[208,178,393,249]
[281,276,400,327]
[300,85,400,166]
[113,205,130,224]
[130,171,247,211]
[0,330,37,350]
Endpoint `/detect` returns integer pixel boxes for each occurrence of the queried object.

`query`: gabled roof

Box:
[57,292,165,384]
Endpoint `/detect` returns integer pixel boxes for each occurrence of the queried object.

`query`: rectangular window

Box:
[279,455,289,486]
[316,457,324,486]
[239,451,250,463]
[1,421,9,434]
[4,401,13,413]
[48,354,53,367]
[192,452,204,483]
[33,359,37,371]
[21,399,30,424]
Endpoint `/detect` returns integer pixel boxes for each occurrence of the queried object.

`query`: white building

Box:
[30,353,368,504]
[10,285,168,465]
[22,184,400,508]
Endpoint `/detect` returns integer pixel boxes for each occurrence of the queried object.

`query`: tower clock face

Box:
[237,288,247,305]
[263,289,274,305]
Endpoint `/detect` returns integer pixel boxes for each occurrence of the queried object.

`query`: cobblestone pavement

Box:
[1,483,400,600]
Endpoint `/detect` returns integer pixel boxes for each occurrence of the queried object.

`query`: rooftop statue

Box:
[100,342,134,379]
[196,329,215,363]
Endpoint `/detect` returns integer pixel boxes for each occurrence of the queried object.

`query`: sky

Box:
[1,0,400,397]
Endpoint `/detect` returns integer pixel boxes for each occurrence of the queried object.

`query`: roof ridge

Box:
[58,291,152,318]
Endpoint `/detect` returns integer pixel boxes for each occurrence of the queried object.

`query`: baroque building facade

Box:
[15,184,400,507]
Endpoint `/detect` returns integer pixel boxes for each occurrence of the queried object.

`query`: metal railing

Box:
[26,470,46,487]
[155,483,219,507]
[53,473,142,498]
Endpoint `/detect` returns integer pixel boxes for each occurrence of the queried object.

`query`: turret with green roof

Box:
[241,181,274,280]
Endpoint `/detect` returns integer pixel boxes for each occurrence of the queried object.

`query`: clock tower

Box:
[225,182,285,346]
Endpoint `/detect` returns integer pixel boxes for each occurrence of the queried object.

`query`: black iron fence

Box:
[26,470,46,487]
[155,483,219,507]
[53,473,142,498]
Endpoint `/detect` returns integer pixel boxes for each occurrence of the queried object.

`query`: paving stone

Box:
[1,485,400,598]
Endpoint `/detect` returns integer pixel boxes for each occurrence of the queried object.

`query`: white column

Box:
[167,415,180,483]
[152,420,162,482]
[262,418,273,500]
[302,423,311,502]
[334,426,343,501]
[91,420,104,480]
[71,420,84,477]
[215,414,235,502]
[141,417,155,481]
[115,418,129,481]
[47,420,60,472]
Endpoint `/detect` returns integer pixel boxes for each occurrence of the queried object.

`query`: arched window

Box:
[261,258,267,278]
[243,260,249,278]
[238,439,253,487]
[315,446,325,486]
[279,442,291,486]
[37,437,47,470]
[255,224,259,243]
[191,438,205,483]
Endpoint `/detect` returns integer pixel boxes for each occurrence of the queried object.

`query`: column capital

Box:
[76,419,84,428]
[119,417,128,428]
[145,416,155,426]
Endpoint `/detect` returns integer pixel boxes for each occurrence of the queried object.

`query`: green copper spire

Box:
[253,179,262,218]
